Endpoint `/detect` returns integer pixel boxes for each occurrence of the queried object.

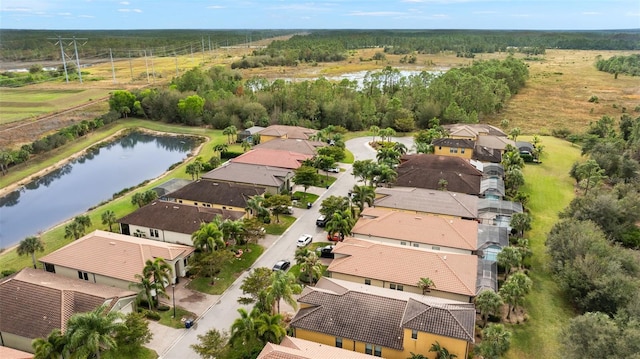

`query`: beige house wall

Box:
[0,332,33,353]
[173,198,246,212]
[126,224,194,246]
[351,233,473,255]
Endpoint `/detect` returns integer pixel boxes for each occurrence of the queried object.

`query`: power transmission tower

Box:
[48,36,87,83]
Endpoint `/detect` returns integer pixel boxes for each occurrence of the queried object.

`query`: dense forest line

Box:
[0,29,294,62]
[1,29,638,64]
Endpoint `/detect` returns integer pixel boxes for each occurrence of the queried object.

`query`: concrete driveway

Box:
[157,136,414,358]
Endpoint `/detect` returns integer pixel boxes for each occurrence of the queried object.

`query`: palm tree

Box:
[245,195,268,220]
[298,251,323,286]
[17,236,45,269]
[241,140,252,152]
[393,141,408,155]
[192,222,225,252]
[417,277,435,295]
[376,147,401,166]
[369,125,380,143]
[213,143,229,158]
[429,341,458,359]
[142,258,173,306]
[32,328,68,359]
[373,163,397,187]
[221,219,245,246]
[325,209,355,241]
[350,185,375,214]
[498,272,532,319]
[130,274,156,310]
[255,312,286,344]
[65,306,123,359]
[229,308,259,347]
[101,210,117,232]
[266,270,302,314]
[475,290,503,327]
[475,324,512,359]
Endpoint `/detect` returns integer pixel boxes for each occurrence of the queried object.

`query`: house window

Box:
[44,263,55,273]
[194,202,198,206]
[400,241,407,246]
[450,147,458,154]
[461,148,466,154]
[150,229,159,238]
[374,346,382,357]
[335,337,343,348]
[364,279,371,285]
[413,243,419,248]
[390,283,396,290]
[411,329,418,339]
[438,146,442,150]
[389,283,403,291]
[78,271,88,281]
[397,285,404,291]
[432,246,440,251]
[178,200,183,203]
[365,343,373,355]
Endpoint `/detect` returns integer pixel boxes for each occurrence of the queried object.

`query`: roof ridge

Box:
[441,305,476,342]
[435,253,475,295]
[447,192,476,218]
[445,218,476,249]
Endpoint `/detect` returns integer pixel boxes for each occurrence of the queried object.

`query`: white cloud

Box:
[57,12,72,16]
[348,11,406,17]
[120,1,130,5]
[1,7,32,12]
[132,8,142,13]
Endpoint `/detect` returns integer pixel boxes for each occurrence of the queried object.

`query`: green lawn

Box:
[292,191,319,206]
[264,215,296,235]
[187,244,265,295]
[157,306,197,329]
[504,136,580,359]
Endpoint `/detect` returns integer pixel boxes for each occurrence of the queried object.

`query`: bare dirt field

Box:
[1,47,637,150]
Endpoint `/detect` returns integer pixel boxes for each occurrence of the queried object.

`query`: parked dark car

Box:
[316,215,329,227]
[316,245,335,259]
[272,259,291,271]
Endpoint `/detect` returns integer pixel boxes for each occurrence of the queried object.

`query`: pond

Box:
[0,131,197,249]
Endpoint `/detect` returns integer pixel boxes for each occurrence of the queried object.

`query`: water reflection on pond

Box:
[0,131,196,249]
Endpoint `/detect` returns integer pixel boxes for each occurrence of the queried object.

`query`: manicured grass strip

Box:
[157,306,197,329]
[292,192,319,206]
[505,136,580,359]
[264,216,296,235]
[187,244,264,295]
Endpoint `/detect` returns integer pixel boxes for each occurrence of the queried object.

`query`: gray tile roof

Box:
[117,200,245,235]
[291,278,476,349]
[433,138,475,149]
[375,187,478,219]
[0,268,135,340]
[202,162,293,189]
[395,154,482,195]
[166,179,265,207]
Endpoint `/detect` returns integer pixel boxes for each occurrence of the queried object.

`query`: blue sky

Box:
[1,0,639,30]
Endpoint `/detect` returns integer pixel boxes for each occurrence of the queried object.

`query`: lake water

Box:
[0,132,196,249]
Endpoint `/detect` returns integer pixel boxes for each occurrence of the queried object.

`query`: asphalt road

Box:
[161,136,413,358]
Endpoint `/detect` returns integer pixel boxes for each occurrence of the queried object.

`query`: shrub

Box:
[588,95,599,103]
[157,304,171,312]
[551,127,571,139]
[144,310,161,321]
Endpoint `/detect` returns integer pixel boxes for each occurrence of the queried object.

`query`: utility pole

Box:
[48,36,87,83]
[109,48,116,83]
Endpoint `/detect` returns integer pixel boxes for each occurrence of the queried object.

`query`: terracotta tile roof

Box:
[0,346,34,359]
[329,238,478,297]
[202,162,293,188]
[118,200,245,235]
[395,154,482,195]
[352,208,478,251]
[259,125,318,140]
[374,187,478,219]
[254,138,327,156]
[165,180,265,208]
[39,230,194,283]
[231,148,313,170]
[290,278,475,348]
[0,268,135,340]
[432,138,475,149]
[257,337,374,359]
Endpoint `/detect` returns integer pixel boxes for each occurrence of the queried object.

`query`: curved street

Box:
[160,136,413,358]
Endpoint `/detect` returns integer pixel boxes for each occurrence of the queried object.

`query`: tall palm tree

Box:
[229,308,259,347]
[17,236,45,269]
[299,251,323,286]
[350,185,375,214]
[130,274,156,310]
[417,277,435,295]
[245,195,268,219]
[213,143,229,158]
[429,341,458,359]
[32,328,68,359]
[192,222,225,252]
[376,147,401,166]
[221,219,245,245]
[373,163,398,187]
[255,312,286,344]
[142,258,173,306]
[475,290,503,327]
[266,270,302,314]
[65,306,123,359]
[325,209,355,240]
[101,210,117,232]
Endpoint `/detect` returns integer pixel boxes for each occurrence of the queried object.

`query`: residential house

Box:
[202,162,293,195]
[152,178,192,199]
[253,138,326,156]
[117,200,245,246]
[237,126,265,144]
[476,135,516,154]
[231,148,313,170]
[0,346,33,359]
[257,336,375,359]
[394,154,483,195]
[165,180,265,212]
[352,207,478,254]
[441,124,511,164]
[0,268,136,353]
[443,124,507,140]
[477,224,509,262]
[258,125,318,143]
[432,138,474,159]
[40,230,195,290]
[374,187,478,221]
[290,277,476,359]
[328,238,478,302]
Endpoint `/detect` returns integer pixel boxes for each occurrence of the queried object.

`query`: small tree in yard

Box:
[263,194,292,223]
[191,329,230,359]
[417,277,435,295]
[293,165,318,194]
[475,324,512,359]
[101,210,117,232]
[17,236,44,269]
